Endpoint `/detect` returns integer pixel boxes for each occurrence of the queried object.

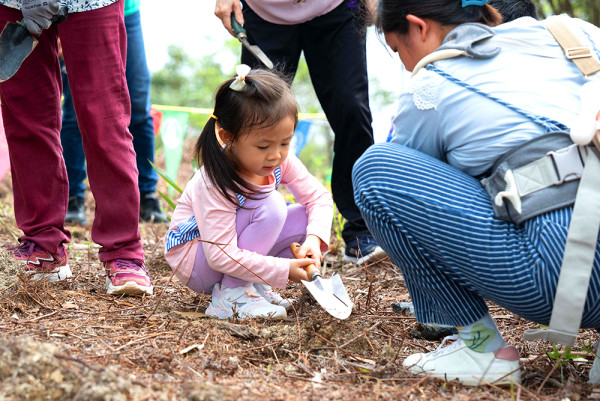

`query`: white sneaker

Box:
[403,335,521,386]
[206,283,287,320]
[253,283,292,309]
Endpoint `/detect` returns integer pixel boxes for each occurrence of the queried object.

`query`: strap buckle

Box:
[547,144,584,184]
[565,46,592,59]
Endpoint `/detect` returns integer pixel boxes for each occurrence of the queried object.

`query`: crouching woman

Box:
[353,0,600,386]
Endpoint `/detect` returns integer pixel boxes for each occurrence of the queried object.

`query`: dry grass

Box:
[0,145,598,400]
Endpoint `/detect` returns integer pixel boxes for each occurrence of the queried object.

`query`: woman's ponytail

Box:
[480,3,502,26]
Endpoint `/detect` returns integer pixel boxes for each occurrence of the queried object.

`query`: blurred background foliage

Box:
[536,0,599,26]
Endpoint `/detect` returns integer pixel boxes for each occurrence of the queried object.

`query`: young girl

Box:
[165,65,334,320]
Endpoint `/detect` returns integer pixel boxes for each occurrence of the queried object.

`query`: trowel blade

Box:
[239,37,273,69]
[301,274,353,320]
[0,21,38,82]
[248,44,273,69]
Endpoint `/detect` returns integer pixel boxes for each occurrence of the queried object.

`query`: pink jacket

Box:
[165,154,333,289]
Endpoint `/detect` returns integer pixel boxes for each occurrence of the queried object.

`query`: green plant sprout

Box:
[581,340,598,356]
[546,344,578,366]
[148,160,183,212]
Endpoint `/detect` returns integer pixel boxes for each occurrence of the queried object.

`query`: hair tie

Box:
[211,114,219,121]
[229,64,251,91]
[462,0,488,6]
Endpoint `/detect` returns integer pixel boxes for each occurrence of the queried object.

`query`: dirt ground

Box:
[0,145,599,400]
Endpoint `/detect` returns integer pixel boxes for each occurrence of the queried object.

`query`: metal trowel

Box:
[231,15,274,69]
[290,242,353,319]
[0,5,67,82]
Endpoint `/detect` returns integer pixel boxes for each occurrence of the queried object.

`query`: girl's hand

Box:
[288,258,316,283]
[296,234,324,264]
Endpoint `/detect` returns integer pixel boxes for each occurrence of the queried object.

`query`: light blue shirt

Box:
[391,17,600,177]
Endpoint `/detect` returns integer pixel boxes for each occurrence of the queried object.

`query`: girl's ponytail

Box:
[194,116,250,207]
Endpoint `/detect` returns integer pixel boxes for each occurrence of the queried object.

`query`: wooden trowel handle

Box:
[290,242,320,280]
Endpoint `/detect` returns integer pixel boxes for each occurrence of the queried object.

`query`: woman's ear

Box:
[406,14,429,42]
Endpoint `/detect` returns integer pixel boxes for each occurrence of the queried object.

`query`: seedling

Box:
[149,160,183,212]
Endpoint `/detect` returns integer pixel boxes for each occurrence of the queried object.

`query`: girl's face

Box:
[225,116,295,185]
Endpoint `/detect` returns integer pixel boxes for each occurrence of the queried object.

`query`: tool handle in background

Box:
[290,242,320,281]
[230,13,246,38]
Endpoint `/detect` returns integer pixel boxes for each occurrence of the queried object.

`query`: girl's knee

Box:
[250,190,288,224]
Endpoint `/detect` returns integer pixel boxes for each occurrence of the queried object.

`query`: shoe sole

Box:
[412,369,522,386]
[240,310,287,319]
[205,304,287,320]
[343,246,387,265]
[26,264,72,282]
[105,278,153,296]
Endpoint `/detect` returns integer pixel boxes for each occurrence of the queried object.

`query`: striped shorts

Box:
[352,143,600,329]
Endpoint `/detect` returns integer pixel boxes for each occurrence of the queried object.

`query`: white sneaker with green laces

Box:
[206,283,287,320]
[253,283,293,309]
[403,335,521,386]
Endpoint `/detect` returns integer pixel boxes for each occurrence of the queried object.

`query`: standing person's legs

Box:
[0,6,70,254]
[301,1,378,261]
[124,10,158,196]
[124,9,166,223]
[59,1,143,262]
[60,67,87,201]
[241,2,302,82]
[60,65,88,226]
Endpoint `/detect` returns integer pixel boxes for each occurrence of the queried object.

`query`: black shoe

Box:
[342,236,386,265]
[65,196,87,226]
[140,192,168,223]
[391,302,457,341]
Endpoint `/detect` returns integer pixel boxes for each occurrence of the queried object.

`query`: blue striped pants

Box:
[352,143,600,328]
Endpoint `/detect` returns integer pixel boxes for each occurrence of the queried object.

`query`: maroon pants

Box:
[0,1,144,262]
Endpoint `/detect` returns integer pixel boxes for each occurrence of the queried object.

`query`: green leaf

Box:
[149,160,183,194]
[158,189,177,210]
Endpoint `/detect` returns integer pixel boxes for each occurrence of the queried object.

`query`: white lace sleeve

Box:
[408,69,445,111]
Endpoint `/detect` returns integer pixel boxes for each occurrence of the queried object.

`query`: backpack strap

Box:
[523,147,600,346]
[523,16,600,346]
[545,16,600,77]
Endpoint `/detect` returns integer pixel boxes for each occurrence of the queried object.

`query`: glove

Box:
[21,0,61,36]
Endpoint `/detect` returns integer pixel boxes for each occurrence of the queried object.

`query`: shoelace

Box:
[430,334,463,357]
[108,259,147,274]
[8,240,38,258]
[244,286,262,299]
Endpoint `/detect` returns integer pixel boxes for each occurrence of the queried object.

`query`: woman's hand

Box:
[288,258,316,283]
[296,234,324,264]
[214,0,243,37]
